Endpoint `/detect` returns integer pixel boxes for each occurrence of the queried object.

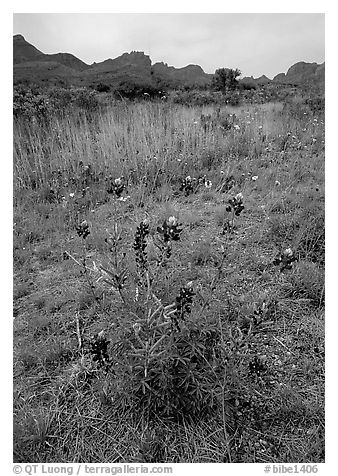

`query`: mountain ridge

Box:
[13,34,325,90]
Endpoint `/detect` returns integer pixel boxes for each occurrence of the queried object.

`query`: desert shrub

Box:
[13,86,51,118]
[71,88,100,111]
[14,86,101,118]
[113,81,161,100]
[48,87,74,110]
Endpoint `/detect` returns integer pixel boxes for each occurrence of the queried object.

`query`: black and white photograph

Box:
[11,8,327,469]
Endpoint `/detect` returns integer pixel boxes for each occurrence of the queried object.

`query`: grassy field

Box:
[13,96,325,463]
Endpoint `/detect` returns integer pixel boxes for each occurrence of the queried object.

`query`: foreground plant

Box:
[179,175,206,196]
[107,176,126,198]
[133,219,150,278]
[222,192,245,235]
[273,247,298,271]
[75,217,228,421]
[76,220,90,239]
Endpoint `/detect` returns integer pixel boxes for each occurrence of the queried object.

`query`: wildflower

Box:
[168,216,177,226]
[133,322,141,335]
[283,247,293,258]
[234,124,240,131]
[90,332,110,366]
[69,192,75,198]
[134,220,150,275]
[171,283,195,330]
[107,176,125,197]
[235,192,243,203]
[273,247,297,271]
[205,180,212,189]
[157,217,182,243]
[249,356,267,376]
[117,196,130,202]
[76,220,90,239]
[225,192,244,219]
[179,175,194,196]
[251,176,258,181]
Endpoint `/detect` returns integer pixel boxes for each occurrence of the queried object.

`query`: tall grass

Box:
[14,101,323,191]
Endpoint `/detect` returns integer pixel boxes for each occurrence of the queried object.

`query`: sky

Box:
[13,13,325,78]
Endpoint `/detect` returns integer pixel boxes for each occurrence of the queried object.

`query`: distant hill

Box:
[13,34,89,75]
[241,62,324,91]
[272,61,325,88]
[151,62,212,88]
[240,74,272,88]
[13,35,325,91]
[13,34,45,64]
[82,51,153,88]
[13,35,211,89]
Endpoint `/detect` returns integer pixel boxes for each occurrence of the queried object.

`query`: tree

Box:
[212,68,241,92]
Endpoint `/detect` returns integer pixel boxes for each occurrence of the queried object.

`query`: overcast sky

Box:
[13,13,325,78]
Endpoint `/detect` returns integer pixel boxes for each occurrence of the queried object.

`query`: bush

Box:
[71,88,99,111]
[13,86,101,118]
[95,83,111,93]
[13,86,51,118]
[212,68,241,92]
[113,81,162,100]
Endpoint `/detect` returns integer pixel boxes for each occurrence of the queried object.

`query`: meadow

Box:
[13,93,325,463]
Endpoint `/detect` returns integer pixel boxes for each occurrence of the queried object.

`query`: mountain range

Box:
[13,34,325,90]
